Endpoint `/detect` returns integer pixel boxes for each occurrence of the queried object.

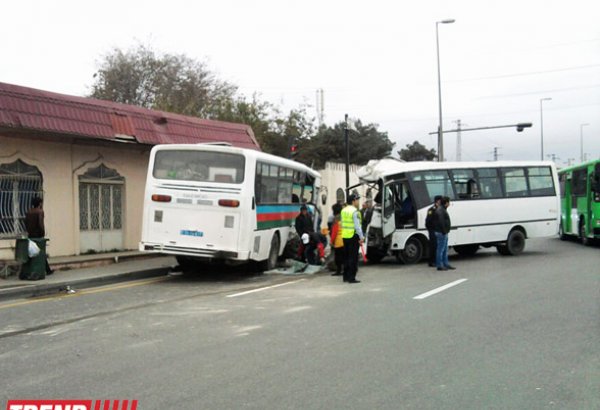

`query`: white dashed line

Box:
[226,279,305,298]
[413,279,468,300]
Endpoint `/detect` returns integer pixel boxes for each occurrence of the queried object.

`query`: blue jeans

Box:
[434,232,449,268]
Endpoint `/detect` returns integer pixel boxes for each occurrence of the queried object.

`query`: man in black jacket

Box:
[425,195,442,267]
[433,196,456,271]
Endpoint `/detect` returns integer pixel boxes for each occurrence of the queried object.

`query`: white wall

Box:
[317,162,371,231]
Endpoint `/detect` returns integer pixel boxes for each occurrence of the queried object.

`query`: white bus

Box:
[140,144,321,270]
[357,159,560,264]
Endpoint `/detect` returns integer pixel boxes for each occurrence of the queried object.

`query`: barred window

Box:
[0,160,43,238]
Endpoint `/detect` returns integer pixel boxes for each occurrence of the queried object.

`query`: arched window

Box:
[0,160,43,238]
[78,164,124,232]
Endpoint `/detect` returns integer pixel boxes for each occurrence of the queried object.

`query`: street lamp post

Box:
[539,97,552,160]
[580,123,590,163]
[436,18,455,162]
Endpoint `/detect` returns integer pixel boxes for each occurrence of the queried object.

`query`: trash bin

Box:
[19,238,49,281]
[15,238,30,264]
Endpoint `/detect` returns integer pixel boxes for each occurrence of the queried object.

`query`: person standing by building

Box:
[24,197,53,276]
[434,196,456,271]
[329,207,344,276]
[425,195,442,267]
[341,194,364,283]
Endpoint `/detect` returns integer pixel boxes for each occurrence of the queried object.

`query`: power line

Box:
[448,63,600,83]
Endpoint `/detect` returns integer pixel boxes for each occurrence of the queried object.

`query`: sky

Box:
[1,0,598,165]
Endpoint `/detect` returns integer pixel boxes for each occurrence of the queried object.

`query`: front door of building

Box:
[78,164,124,253]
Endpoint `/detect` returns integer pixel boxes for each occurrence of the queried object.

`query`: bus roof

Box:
[357,158,556,182]
[152,143,321,179]
[557,158,600,174]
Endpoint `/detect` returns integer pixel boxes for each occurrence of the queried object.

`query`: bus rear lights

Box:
[218,199,240,207]
[151,194,172,202]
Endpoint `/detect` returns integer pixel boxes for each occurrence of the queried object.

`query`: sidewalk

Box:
[0,251,176,301]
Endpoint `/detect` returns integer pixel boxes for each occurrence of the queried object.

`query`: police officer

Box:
[425,195,442,267]
[341,193,364,283]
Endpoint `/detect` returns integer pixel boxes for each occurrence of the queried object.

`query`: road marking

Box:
[226,279,305,298]
[0,276,169,310]
[413,278,468,300]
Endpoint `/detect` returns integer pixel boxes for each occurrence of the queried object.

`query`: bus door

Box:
[382,180,397,237]
[570,168,587,235]
[561,173,572,233]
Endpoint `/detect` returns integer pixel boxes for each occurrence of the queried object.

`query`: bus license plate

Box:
[180,230,204,237]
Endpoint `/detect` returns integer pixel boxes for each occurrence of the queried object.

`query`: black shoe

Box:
[348,280,361,283]
[437,267,448,271]
[46,270,55,275]
[446,265,456,270]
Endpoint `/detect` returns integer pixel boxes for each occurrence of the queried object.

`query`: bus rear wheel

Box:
[398,237,424,264]
[454,244,479,256]
[497,229,525,256]
[259,234,280,271]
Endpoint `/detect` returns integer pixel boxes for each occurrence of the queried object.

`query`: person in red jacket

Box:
[329,210,344,276]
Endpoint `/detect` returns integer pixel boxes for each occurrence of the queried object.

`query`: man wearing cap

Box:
[341,193,364,283]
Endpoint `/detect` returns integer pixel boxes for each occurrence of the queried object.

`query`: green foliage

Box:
[297,120,395,168]
[398,141,437,161]
[89,44,395,168]
[90,44,236,118]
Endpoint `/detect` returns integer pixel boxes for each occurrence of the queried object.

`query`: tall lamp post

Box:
[539,97,552,160]
[580,123,590,163]
[436,18,455,162]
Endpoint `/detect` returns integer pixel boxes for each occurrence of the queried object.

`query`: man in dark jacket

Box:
[433,196,456,271]
[295,205,314,260]
[24,197,53,276]
[425,195,442,267]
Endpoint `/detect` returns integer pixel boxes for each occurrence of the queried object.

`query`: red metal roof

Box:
[0,82,261,150]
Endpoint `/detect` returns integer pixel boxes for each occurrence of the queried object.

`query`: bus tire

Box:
[259,233,280,271]
[366,247,386,264]
[454,244,479,256]
[398,236,424,264]
[498,229,525,256]
[579,220,590,246]
[176,256,198,273]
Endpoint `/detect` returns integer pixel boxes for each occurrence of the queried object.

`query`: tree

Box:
[398,141,437,161]
[89,44,236,118]
[296,120,395,168]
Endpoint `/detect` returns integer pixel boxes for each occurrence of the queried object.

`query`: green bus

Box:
[558,159,600,244]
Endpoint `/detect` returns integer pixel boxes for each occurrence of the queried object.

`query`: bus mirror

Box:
[321,193,327,205]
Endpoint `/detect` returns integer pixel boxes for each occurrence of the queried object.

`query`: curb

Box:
[0,266,172,302]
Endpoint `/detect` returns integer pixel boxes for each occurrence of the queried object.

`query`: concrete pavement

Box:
[0,251,176,301]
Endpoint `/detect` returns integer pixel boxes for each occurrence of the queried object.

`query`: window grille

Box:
[79,164,124,231]
[0,160,43,238]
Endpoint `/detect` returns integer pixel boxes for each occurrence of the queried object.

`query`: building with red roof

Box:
[0,82,260,259]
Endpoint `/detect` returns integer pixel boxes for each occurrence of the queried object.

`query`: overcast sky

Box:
[2,0,598,165]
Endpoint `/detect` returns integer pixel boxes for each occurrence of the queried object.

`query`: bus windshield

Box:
[153,150,245,184]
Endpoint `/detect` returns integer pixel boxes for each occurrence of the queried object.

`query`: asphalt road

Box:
[0,238,598,410]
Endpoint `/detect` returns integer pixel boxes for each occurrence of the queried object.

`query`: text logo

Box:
[6,400,138,410]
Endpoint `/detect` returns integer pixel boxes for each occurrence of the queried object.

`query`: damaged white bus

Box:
[357,159,560,264]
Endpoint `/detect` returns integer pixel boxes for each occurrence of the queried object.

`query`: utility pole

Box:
[455,119,462,161]
[315,89,325,127]
[493,147,501,161]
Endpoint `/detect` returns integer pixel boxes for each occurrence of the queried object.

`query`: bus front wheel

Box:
[398,237,424,264]
[579,220,591,246]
